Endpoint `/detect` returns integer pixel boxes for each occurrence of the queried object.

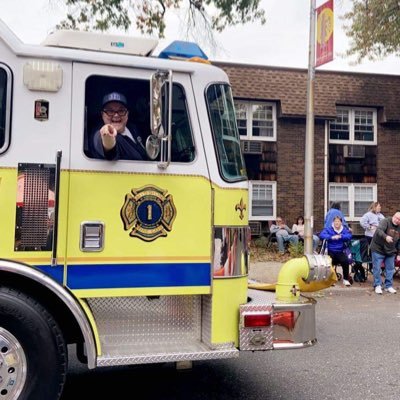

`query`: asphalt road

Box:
[61,281,400,400]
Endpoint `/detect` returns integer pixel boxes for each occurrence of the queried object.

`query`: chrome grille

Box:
[15,163,55,251]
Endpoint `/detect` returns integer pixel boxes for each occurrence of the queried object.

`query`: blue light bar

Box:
[158,40,208,60]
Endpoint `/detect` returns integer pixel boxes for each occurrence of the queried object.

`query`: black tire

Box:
[0,286,67,400]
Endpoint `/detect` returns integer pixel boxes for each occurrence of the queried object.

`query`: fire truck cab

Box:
[0,19,327,400]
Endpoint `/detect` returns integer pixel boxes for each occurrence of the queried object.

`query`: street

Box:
[61,281,400,400]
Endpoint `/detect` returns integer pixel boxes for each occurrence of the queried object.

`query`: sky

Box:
[0,0,398,75]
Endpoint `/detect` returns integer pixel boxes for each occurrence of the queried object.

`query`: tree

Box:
[342,0,400,62]
[56,0,266,39]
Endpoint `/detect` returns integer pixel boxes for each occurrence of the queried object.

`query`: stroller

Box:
[350,237,371,282]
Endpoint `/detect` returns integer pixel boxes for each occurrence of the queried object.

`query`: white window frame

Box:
[329,107,377,145]
[329,183,377,221]
[235,101,277,141]
[249,181,277,221]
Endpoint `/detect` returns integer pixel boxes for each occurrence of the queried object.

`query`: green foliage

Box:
[253,236,268,248]
[342,0,400,62]
[57,0,266,38]
[288,242,304,258]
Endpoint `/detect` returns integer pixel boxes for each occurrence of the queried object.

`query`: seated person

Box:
[270,217,299,254]
[324,201,349,229]
[319,216,353,286]
[292,215,320,252]
[93,92,147,160]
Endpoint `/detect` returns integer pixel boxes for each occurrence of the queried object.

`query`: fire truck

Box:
[0,19,330,400]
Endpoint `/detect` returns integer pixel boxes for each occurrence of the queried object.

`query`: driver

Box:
[93,92,147,160]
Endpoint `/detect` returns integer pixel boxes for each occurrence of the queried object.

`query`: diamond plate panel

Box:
[239,289,274,350]
[97,346,239,367]
[88,296,202,352]
[89,296,238,365]
[201,295,212,347]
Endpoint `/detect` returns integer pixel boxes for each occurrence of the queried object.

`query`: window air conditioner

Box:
[241,140,262,154]
[343,145,365,158]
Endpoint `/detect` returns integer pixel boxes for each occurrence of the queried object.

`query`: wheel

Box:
[0,287,67,400]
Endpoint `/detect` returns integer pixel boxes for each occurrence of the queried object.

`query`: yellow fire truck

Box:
[0,19,330,400]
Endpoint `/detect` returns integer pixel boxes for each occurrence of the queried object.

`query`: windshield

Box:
[206,84,247,182]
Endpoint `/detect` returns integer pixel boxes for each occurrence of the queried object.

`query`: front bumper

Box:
[239,289,316,351]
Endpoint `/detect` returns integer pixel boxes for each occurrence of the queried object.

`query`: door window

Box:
[0,64,12,154]
[84,75,195,162]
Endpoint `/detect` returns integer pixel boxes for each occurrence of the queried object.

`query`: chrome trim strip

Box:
[0,259,97,368]
[273,338,317,350]
[97,348,239,367]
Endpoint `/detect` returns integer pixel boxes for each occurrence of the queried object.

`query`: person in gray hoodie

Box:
[360,201,385,243]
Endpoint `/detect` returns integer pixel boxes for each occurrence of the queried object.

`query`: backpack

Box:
[353,263,367,282]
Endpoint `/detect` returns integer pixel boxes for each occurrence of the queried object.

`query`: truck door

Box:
[66,63,212,295]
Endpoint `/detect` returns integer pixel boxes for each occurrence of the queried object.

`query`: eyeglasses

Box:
[102,108,128,117]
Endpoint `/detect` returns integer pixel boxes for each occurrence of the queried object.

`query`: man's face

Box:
[392,212,400,226]
[102,101,129,133]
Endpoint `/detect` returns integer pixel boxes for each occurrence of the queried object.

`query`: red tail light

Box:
[244,313,271,327]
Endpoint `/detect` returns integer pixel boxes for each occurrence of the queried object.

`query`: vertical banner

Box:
[316,0,334,67]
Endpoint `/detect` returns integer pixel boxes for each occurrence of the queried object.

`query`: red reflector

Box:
[273,311,295,330]
[244,313,271,327]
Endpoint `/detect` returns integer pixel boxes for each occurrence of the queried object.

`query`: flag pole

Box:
[304,0,316,255]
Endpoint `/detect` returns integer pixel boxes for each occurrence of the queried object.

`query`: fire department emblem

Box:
[120,185,177,242]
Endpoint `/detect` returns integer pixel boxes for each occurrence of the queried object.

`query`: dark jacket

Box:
[93,125,147,160]
[370,217,400,256]
[319,225,352,253]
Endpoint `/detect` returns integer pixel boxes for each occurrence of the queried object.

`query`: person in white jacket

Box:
[360,202,385,243]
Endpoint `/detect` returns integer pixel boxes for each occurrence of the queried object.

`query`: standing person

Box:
[360,201,385,243]
[270,217,299,255]
[370,211,400,295]
[319,216,353,286]
[93,92,147,160]
[324,202,349,230]
[292,216,320,252]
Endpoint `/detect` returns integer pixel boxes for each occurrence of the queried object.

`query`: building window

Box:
[249,181,276,220]
[0,64,12,154]
[329,183,377,220]
[234,101,276,141]
[329,107,377,145]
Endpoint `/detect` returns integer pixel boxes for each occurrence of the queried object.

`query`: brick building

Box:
[215,62,400,236]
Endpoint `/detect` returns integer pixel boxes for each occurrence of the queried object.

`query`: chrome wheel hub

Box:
[0,328,27,399]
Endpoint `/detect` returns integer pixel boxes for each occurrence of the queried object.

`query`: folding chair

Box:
[262,220,275,250]
[350,238,370,280]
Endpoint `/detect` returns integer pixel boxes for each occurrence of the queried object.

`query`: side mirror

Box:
[150,71,168,138]
[148,70,173,167]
